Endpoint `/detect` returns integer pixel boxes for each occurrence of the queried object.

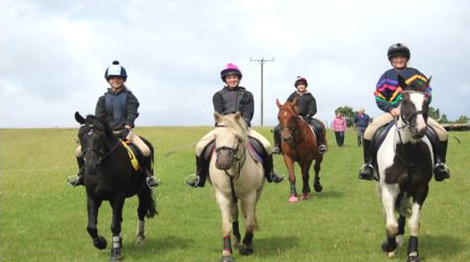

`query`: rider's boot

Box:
[434,141,450,181]
[67,157,85,187]
[264,154,284,183]
[143,156,160,188]
[272,127,282,154]
[358,139,375,181]
[185,155,208,188]
[316,128,327,154]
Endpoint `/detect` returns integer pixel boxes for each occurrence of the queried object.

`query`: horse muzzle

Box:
[215,148,235,170]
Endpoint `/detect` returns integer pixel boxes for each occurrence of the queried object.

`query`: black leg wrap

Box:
[408,236,419,257]
[398,215,406,235]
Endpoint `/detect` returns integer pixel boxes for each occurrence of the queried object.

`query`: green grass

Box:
[1,127,469,261]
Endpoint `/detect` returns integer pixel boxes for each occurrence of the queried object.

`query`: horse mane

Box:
[217,113,248,143]
[84,114,113,137]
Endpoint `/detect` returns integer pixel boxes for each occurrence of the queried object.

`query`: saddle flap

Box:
[120,140,141,171]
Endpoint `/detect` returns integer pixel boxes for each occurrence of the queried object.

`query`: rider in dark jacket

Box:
[67,61,159,188]
[273,76,327,154]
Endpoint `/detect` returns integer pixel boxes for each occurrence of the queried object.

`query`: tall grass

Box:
[1,127,469,261]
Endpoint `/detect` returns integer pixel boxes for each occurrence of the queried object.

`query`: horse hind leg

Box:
[313,160,323,193]
[135,187,157,245]
[301,162,311,200]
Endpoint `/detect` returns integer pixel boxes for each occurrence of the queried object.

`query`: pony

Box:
[74,112,157,262]
[374,75,434,262]
[208,112,265,262]
[276,99,325,202]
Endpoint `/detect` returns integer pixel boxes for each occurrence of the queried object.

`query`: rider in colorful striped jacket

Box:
[358,43,450,182]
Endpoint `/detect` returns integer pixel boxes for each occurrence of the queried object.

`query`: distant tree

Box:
[439,113,449,123]
[428,106,440,120]
[334,106,355,127]
[455,115,469,123]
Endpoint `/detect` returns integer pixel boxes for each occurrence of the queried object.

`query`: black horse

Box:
[74,112,157,261]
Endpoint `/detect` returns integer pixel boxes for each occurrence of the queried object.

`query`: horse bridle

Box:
[396,90,427,130]
[81,128,120,165]
[214,124,247,178]
[279,115,302,147]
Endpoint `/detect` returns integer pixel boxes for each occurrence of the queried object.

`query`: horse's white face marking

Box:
[409,92,427,132]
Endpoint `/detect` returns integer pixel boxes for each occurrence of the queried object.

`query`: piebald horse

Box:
[375,75,434,262]
[209,112,265,262]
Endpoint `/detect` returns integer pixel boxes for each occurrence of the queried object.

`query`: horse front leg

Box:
[86,196,107,250]
[231,202,241,250]
[380,184,400,256]
[110,198,125,262]
[283,156,297,202]
[300,160,313,200]
[238,193,258,256]
[215,191,234,262]
[313,157,323,193]
[406,187,428,262]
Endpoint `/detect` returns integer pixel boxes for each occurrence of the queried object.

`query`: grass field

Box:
[1,127,469,261]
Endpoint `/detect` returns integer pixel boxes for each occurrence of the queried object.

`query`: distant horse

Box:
[208,112,265,262]
[374,75,434,262]
[276,99,325,202]
[74,112,157,262]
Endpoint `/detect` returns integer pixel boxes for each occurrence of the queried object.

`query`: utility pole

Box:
[250,57,274,126]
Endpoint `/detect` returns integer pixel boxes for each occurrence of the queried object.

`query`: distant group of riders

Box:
[67,42,450,189]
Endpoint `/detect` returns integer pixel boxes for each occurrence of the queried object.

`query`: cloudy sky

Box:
[1,0,469,128]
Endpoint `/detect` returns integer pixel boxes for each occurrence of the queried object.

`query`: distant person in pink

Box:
[331,112,347,147]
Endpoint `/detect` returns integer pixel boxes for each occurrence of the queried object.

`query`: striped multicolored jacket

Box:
[374,67,432,113]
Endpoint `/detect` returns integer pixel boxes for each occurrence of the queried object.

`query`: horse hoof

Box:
[93,236,107,250]
[314,184,323,193]
[221,255,234,262]
[387,251,396,258]
[289,195,298,202]
[110,248,122,261]
[301,193,310,200]
[407,255,421,262]
[239,245,253,255]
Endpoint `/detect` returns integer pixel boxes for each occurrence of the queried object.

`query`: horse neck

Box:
[294,117,311,140]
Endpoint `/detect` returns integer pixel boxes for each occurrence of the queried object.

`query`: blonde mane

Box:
[216,112,248,143]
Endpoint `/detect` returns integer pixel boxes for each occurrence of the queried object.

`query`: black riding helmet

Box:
[387,43,411,60]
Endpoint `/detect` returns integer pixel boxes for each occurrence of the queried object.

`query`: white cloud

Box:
[1,0,469,128]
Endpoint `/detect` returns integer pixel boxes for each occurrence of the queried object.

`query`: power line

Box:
[250,57,274,126]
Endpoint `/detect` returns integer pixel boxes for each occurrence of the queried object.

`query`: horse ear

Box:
[276,99,282,108]
[75,111,85,124]
[214,111,222,123]
[234,112,241,121]
[427,75,432,85]
[397,74,407,90]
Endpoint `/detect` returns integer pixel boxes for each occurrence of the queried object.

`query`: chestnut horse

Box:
[276,99,326,202]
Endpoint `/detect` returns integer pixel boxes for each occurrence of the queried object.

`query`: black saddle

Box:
[372,121,438,152]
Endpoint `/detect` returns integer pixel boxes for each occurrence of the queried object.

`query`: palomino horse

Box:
[374,75,434,262]
[74,112,157,262]
[276,99,325,202]
[209,112,265,262]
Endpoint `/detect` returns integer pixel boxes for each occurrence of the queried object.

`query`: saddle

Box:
[372,121,438,153]
[120,139,142,171]
[201,137,265,165]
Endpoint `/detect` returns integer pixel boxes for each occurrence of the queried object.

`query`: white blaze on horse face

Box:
[410,92,427,132]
